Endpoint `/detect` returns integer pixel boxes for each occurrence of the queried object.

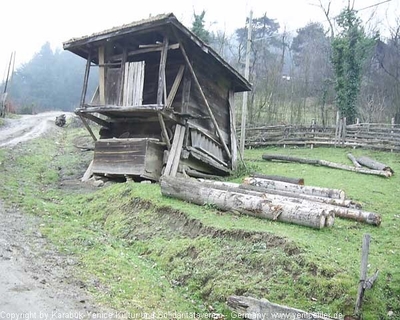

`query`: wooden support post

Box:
[98,46,106,105]
[164,124,185,177]
[178,42,232,159]
[157,36,170,148]
[181,70,191,114]
[166,65,185,109]
[158,113,171,149]
[118,48,127,106]
[355,234,371,314]
[229,90,238,170]
[78,115,97,142]
[80,51,92,108]
[157,36,169,107]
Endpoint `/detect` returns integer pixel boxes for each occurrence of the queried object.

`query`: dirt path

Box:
[0,112,72,147]
[0,114,109,318]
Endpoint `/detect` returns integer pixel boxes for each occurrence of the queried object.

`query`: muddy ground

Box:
[0,114,110,318]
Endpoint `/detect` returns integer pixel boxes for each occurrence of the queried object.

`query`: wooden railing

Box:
[244,118,400,152]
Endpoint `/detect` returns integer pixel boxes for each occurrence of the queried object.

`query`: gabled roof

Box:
[63,13,251,92]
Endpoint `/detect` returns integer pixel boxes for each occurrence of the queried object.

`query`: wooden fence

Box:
[244,117,400,152]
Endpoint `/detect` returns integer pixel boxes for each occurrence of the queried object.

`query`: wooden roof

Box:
[63,13,251,92]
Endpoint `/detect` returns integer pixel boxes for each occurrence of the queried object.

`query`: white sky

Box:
[1,0,399,79]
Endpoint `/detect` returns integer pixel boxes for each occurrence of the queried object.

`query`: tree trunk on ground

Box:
[356,156,394,174]
[251,172,304,185]
[262,154,392,178]
[160,176,333,229]
[206,179,379,226]
[243,177,346,200]
[227,296,334,320]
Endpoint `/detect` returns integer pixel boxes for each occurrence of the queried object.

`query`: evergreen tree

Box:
[191,11,210,43]
[331,8,375,123]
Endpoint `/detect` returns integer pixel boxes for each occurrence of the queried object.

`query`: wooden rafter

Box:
[177,41,232,160]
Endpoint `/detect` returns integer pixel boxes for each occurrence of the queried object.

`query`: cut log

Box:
[347,153,362,168]
[262,154,392,178]
[244,177,346,200]
[240,183,360,209]
[202,179,379,226]
[227,296,334,320]
[160,176,333,229]
[251,172,304,185]
[356,156,394,174]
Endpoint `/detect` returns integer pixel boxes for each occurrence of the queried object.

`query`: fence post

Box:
[334,111,340,147]
[391,117,395,153]
[310,119,315,149]
[342,117,347,145]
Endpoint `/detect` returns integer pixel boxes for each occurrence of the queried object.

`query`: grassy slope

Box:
[0,127,399,319]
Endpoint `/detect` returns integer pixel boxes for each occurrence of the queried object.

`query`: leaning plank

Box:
[356,156,394,174]
[347,153,362,168]
[227,296,334,320]
[81,160,94,182]
[164,125,185,177]
[160,176,333,229]
[244,177,345,200]
[262,154,392,178]
[251,172,304,185]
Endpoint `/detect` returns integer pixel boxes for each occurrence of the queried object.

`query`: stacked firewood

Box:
[160,174,381,230]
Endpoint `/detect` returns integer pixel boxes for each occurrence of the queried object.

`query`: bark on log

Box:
[356,156,394,174]
[227,296,334,320]
[347,153,362,168]
[240,183,360,209]
[160,176,333,229]
[205,179,379,226]
[244,177,346,200]
[262,154,392,178]
[251,172,304,185]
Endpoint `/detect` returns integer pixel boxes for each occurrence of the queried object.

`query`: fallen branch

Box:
[161,176,333,229]
[250,172,304,185]
[356,156,394,174]
[347,153,362,168]
[262,154,392,178]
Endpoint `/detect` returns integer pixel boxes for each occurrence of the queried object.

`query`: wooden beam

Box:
[178,41,232,159]
[166,65,185,109]
[81,104,163,113]
[98,46,106,105]
[80,51,91,108]
[111,43,180,61]
[181,69,191,114]
[228,90,237,169]
[76,112,111,128]
[78,115,97,142]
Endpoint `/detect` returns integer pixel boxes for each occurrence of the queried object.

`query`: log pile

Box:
[160,175,382,229]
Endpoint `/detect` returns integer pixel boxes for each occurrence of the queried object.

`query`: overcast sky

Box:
[1,0,399,79]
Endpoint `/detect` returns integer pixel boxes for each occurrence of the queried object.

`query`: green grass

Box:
[0,128,399,319]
